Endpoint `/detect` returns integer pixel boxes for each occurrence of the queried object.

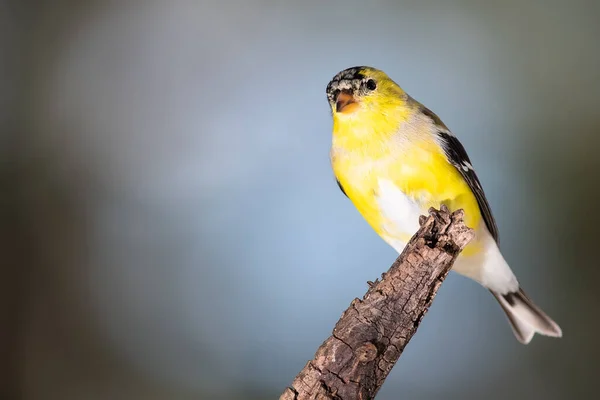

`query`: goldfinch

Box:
[326,66,562,344]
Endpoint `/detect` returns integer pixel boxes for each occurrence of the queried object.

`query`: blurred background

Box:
[2,0,599,399]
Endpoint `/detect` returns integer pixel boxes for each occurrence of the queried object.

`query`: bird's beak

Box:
[335,90,359,114]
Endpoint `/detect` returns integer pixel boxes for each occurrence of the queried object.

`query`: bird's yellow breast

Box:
[331,116,483,256]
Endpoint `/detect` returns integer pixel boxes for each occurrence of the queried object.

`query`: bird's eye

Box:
[365,79,377,91]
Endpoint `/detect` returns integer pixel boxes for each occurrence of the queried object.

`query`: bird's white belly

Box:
[375,178,424,253]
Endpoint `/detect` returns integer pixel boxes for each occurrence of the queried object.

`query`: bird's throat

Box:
[331,107,409,153]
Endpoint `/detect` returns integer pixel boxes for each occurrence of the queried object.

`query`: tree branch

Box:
[280,206,474,400]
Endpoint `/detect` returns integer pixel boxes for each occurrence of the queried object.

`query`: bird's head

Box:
[326,66,412,143]
[326,66,407,117]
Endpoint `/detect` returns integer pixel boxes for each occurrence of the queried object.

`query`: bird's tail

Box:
[491,288,562,344]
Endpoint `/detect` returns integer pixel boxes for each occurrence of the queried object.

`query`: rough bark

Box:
[280,206,474,400]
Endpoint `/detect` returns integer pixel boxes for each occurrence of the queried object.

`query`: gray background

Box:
[2,1,599,399]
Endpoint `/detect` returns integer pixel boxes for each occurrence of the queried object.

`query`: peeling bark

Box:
[280,206,474,400]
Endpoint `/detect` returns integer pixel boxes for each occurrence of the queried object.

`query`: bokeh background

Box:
[2,1,600,399]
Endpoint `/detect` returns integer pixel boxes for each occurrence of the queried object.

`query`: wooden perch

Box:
[280,206,474,400]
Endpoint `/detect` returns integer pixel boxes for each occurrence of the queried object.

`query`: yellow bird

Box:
[326,66,562,344]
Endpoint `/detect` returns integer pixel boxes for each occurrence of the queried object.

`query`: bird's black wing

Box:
[436,130,500,244]
[336,178,348,198]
